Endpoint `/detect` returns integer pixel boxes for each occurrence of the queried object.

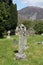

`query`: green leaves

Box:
[33,21,43,34]
[23,20,31,29]
[0,1,18,37]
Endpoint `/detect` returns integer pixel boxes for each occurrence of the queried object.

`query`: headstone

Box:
[41,33,43,36]
[7,30,11,39]
[42,42,43,44]
[15,24,27,59]
[28,28,35,35]
[13,39,18,45]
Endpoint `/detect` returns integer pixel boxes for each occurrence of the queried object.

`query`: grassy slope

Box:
[0,35,43,65]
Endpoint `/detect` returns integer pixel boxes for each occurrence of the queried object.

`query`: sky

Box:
[13,0,43,10]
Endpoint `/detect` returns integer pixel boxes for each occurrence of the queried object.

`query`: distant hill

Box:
[18,6,43,21]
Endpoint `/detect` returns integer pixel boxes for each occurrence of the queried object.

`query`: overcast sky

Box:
[13,0,43,10]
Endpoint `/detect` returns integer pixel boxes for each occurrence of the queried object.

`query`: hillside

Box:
[18,6,43,21]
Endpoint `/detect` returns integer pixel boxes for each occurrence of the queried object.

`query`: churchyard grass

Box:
[0,35,43,65]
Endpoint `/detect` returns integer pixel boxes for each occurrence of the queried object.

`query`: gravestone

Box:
[42,42,43,44]
[41,33,43,36]
[7,30,11,39]
[13,39,18,45]
[15,24,27,59]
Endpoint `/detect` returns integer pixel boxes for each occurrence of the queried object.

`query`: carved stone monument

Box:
[7,30,11,39]
[41,33,43,36]
[15,24,27,59]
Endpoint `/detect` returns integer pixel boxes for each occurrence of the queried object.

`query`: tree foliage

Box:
[22,20,31,29]
[9,4,18,30]
[0,0,18,37]
[33,21,43,34]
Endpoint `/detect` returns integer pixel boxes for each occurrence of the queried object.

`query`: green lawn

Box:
[0,35,43,65]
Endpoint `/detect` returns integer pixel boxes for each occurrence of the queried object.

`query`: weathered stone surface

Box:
[7,30,11,39]
[15,24,27,59]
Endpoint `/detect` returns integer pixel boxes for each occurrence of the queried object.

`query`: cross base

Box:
[15,53,26,59]
[7,36,10,39]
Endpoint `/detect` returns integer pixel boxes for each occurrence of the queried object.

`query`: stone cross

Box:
[7,30,11,39]
[15,24,27,59]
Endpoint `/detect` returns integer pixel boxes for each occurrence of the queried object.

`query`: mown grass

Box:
[0,35,43,65]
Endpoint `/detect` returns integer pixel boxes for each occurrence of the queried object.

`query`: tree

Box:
[8,0,12,5]
[0,0,18,37]
[9,4,18,34]
[2,1,18,31]
[0,2,10,29]
[33,21,43,34]
[0,14,5,38]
